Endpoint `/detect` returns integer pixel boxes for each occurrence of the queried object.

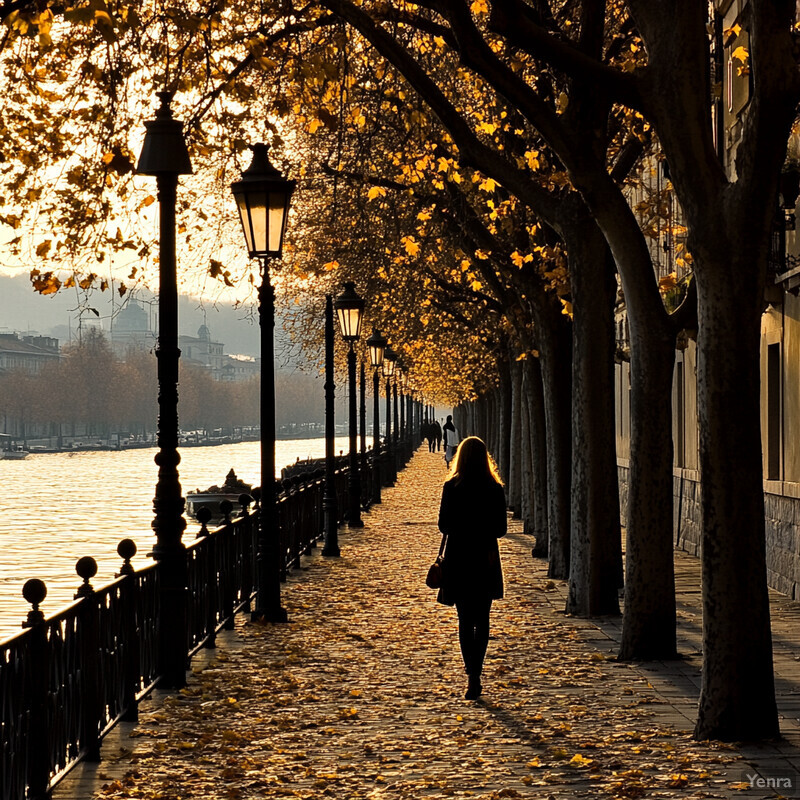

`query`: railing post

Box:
[116,539,140,723]
[219,500,236,630]
[249,488,261,602]
[22,579,49,800]
[238,494,254,612]
[75,556,102,763]
[195,508,217,648]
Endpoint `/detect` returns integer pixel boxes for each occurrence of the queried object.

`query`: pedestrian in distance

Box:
[434,419,442,451]
[442,415,460,466]
[436,436,507,700]
[423,418,436,452]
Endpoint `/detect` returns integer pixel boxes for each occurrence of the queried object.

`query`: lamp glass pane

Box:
[351,308,363,339]
[268,192,287,253]
[336,307,362,340]
[235,194,254,255]
[238,191,268,255]
[369,342,385,368]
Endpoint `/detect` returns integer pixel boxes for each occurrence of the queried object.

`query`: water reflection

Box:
[0,437,349,640]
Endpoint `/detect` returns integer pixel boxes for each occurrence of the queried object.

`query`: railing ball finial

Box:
[251,486,262,509]
[22,578,47,627]
[238,493,253,515]
[117,538,137,576]
[75,556,98,599]
[196,506,212,537]
[219,499,233,523]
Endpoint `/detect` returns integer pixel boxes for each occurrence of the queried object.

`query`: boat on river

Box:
[1,446,30,460]
[186,469,254,519]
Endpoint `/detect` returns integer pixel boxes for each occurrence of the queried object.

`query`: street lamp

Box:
[231,142,296,623]
[322,295,339,556]
[335,282,365,527]
[397,363,407,456]
[137,91,192,689]
[367,329,387,504]
[383,346,397,483]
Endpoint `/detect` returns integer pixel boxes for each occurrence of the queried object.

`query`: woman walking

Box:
[436,436,507,700]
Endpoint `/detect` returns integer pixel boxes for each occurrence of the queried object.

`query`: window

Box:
[767,342,781,480]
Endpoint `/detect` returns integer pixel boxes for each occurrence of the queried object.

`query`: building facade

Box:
[0,333,60,374]
[615,0,800,598]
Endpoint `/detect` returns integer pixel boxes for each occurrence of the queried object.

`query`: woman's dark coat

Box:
[437,476,507,606]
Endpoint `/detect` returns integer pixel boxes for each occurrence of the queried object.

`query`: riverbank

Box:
[3,426,340,456]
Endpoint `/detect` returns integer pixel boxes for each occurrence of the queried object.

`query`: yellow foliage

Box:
[731,45,749,64]
[402,236,420,256]
[658,272,678,293]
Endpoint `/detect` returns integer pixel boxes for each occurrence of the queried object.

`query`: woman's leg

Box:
[456,597,492,676]
[471,598,492,677]
[455,600,478,674]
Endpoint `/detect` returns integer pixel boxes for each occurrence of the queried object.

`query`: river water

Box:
[0,437,350,641]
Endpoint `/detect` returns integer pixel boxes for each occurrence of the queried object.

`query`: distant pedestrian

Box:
[442,415,460,466]
[436,436,506,700]
[423,418,436,452]
[434,420,442,451]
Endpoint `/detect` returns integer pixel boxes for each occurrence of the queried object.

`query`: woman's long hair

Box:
[447,436,504,486]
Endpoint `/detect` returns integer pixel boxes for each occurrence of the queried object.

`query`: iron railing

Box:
[0,446,413,800]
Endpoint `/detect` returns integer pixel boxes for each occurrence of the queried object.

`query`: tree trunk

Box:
[531,294,572,579]
[497,355,513,487]
[525,356,549,558]
[508,354,523,517]
[693,261,778,741]
[618,323,677,659]
[518,363,532,529]
[566,222,622,616]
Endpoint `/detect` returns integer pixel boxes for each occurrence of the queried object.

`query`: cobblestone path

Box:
[61,449,779,799]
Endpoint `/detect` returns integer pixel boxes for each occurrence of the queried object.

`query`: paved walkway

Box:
[56,449,800,799]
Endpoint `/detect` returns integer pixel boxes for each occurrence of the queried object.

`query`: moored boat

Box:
[186,469,254,520]
[2,446,30,460]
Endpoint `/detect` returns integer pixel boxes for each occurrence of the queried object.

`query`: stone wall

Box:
[618,464,800,600]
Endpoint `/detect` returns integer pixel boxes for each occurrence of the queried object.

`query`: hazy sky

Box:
[0,271,264,357]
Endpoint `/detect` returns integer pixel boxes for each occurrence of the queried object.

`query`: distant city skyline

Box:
[0,271,264,358]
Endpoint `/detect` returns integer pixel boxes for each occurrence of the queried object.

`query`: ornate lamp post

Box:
[367,329,387,504]
[231,142,296,622]
[359,360,367,503]
[322,295,339,556]
[335,282,365,527]
[137,91,192,689]
[383,346,397,484]
[398,364,406,457]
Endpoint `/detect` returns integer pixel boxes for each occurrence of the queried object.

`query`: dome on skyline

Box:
[115,299,149,332]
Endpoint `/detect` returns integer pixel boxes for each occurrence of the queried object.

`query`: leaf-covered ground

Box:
[90,450,755,799]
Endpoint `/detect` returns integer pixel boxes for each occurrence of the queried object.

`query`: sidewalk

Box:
[56,449,800,799]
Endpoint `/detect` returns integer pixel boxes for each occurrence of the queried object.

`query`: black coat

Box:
[437,476,507,605]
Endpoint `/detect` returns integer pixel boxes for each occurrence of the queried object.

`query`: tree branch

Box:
[320,0,564,223]
[487,0,645,110]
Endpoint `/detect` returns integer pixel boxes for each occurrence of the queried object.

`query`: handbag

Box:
[426,534,447,589]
